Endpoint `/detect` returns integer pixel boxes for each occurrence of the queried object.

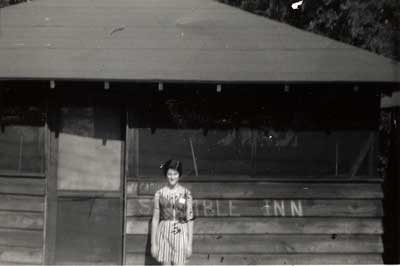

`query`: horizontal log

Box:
[0,211,43,230]
[57,190,121,198]
[126,253,383,265]
[126,234,383,253]
[0,172,45,178]
[0,195,44,212]
[126,217,383,235]
[128,176,384,182]
[0,178,45,196]
[0,246,43,264]
[0,229,43,248]
[127,181,383,199]
[127,198,383,217]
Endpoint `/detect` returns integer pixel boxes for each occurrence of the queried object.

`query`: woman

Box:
[151,159,194,265]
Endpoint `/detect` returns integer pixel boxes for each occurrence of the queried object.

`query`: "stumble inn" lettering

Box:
[137,199,303,217]
[194,199,303,217]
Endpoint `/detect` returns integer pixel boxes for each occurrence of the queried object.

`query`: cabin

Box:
[0,0,399,264]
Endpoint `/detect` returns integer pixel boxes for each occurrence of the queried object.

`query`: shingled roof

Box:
[0,0,399,82]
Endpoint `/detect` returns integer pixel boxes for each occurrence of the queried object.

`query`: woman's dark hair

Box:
[160,159,183,177]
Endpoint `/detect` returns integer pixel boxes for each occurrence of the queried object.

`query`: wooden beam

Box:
[0,177,45,195]
[127,181,384,199]
[122,107,128,266]
[126,234,383,253]
[383,107,400,263]
[0,228,43,248]
[0,211,43,230]
[44,94,59,265]
[126,253,383,265]
[395,108,400,264]
[0,195,44,212]
[0,246,43,265]
[126,217,383,235]
[126,198,383,218]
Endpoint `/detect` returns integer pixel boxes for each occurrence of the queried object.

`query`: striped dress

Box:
[153,184,194,265]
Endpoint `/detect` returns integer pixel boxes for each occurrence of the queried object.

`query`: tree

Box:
[218,0,400,60]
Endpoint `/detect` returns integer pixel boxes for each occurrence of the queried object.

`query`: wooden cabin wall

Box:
[382,107,400,263]
[0,176,45,265]
[0,83,385,265]
[124,128,385,265]
[125,180,384,264]
[124,89,384,265]
[0,87,46,265]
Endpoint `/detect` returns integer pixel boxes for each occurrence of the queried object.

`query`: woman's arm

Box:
[151,191,160,250]
[186,189,194,256]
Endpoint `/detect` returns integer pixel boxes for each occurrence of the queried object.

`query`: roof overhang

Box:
[0,0,399,83]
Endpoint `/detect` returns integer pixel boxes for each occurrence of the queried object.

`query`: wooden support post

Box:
[0,86,4,133]
[44,92,59,265]
[135,128,140,177]
[392,108,400,263]
[122,107,128,265]
[368,133,375,176]
[382,107,400,264]
[251,129,258,175]
[335,141,339,176]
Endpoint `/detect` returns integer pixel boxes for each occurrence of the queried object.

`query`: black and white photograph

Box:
[0,0,399,264]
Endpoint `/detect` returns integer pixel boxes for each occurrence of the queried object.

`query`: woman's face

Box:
[166,168,180,187]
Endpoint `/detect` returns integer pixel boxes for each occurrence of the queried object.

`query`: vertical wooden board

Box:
[0,195,44,212]
[0,229,43,248]
[0,246,43,264]
[0,211,43,230]
[126,217,383,234]
[44,111,58,265]
[125,253,383,265]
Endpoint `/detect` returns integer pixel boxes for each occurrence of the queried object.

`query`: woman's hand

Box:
[151,243,158,259]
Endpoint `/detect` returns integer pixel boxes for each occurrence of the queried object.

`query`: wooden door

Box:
[54,104,124,265]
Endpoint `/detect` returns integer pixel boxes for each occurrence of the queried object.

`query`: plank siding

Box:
[126,234,383,253]
[0,246,43,265]
[126,253,384,265]
[127,198,383,217]
[0,195,44,212]
[125,181,384,265]
[127,217,383,235]
[0,178,45,196]
[0,177,45,265]
[127,181,383,199]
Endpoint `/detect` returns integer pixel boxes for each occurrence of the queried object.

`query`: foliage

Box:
[218,0,400,60]
[0,0,28,8]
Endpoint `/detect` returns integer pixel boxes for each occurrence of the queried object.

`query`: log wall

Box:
[125,180,384,265]
[0,176,45,265]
